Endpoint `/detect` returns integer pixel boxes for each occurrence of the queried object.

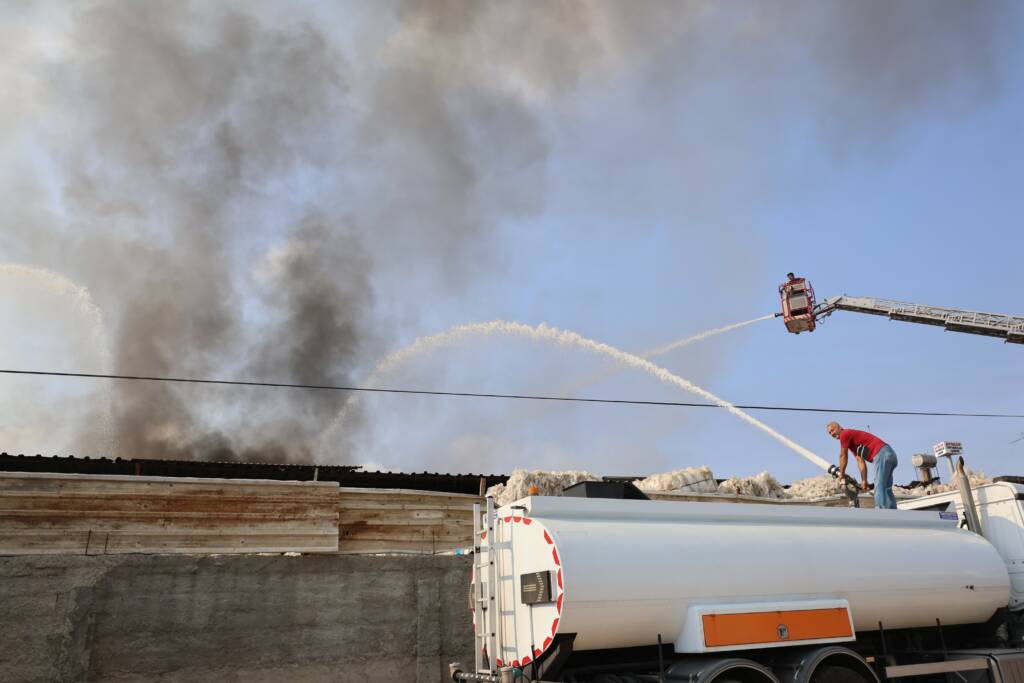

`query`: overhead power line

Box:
[0,368,1022,419]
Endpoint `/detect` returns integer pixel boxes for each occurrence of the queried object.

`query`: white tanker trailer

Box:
[451,487,1024,683]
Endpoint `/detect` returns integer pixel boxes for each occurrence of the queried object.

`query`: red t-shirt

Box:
[840,429,886,462]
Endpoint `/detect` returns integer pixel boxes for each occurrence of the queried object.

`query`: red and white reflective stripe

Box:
[489,516,563,667]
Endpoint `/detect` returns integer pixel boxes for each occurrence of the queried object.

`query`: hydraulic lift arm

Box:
[776,277,1024,345]
[812,295,1024,344]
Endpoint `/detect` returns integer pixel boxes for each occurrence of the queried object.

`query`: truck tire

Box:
[811,665,869,683]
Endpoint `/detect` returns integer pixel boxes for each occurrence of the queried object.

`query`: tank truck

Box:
[451,468,1024,682]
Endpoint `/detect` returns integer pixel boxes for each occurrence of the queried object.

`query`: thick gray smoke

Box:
[2,1,551,461]
[0,1,1015,464]
[51,3,379,462]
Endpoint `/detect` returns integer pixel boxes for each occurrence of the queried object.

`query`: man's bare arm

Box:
[837,447,848,479]
[854,455,869,490]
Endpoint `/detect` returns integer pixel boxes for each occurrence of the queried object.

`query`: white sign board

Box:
[933,441,963,457]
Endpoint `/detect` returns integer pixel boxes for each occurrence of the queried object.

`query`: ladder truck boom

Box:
[778,277,1024,344]
[816,296,1024,342]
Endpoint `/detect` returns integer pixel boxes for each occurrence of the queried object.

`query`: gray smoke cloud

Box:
[55,3,369,462]
[0,0,1015,465]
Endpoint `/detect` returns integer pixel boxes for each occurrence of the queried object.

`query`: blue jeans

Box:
[873,445,898,509]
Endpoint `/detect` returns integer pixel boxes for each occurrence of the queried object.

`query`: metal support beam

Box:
[815,296,1024,344]
[885,657,988,677]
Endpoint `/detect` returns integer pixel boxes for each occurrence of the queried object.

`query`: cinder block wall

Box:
[0,554,474,682]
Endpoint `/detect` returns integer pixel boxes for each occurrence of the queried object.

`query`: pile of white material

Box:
[786,474,843,499]
[783,474,927,500]
[486,468,597,507]
[634,467,786,498]
[911,468,991,496]
[485,465,992,507]
[633,466,717,493]
[785,470,992,500]
[632,466,994,501]
[718,471,787,498]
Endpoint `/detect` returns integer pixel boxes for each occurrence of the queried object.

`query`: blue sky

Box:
[351,3,1024,482]
[1,2,1022,484]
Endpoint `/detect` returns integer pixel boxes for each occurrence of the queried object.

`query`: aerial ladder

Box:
[777,274,1024,344]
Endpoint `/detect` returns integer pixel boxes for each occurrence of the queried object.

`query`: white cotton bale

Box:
[487,465,991,508]
[717,471,786,498]
[633,466,717,493]
[786,474,843,499]
[487,468,597,506]
[912,469,991,496]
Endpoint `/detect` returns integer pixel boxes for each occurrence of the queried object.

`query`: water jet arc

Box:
[327,320,831,473]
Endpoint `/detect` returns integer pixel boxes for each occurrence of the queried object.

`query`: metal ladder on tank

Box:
[472,497,501,675]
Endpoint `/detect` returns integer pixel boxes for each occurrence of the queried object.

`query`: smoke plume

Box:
[0,1,1015,465]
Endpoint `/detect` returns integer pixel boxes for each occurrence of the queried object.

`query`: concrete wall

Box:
[0,554,474,682]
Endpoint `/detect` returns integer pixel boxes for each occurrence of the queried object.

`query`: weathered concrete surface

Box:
[0,554,473,682]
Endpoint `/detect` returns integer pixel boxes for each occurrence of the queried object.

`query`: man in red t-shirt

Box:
[826,422,899,509]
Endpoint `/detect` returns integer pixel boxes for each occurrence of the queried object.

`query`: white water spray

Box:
[639,314,775,359]
[325,320,831,472]
[566,314,775,392]
[0,264,114,452]
[333,314,774,432]
[0,264,112,370]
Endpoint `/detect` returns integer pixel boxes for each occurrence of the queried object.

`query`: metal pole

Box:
[877,621,890,682]
[657,633,665,683]
[939,454,955,480]
[955,456,983,536]
[935,619,948,658]
[473,502,483,675]
[486,496,499,675]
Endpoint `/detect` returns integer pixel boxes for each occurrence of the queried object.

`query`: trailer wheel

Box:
[811,666,869,683]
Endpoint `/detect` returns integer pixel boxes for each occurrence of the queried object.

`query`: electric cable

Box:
[1,368,1021,419]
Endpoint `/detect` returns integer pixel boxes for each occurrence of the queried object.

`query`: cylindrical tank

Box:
[477,496,1009,669]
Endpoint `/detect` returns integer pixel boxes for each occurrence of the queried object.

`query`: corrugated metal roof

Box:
[0,453,508,496]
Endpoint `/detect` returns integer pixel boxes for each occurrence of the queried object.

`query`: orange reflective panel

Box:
[702,607,852,648]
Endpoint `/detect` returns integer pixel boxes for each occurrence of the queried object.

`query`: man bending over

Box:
[826,422,899,509]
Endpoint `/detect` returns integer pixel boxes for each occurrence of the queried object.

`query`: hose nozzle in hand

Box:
[829,465,862,508]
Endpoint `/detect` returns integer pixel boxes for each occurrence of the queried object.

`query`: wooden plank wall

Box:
[1,471,876,556]
[0,472,340,555]
[338,487,480,554]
